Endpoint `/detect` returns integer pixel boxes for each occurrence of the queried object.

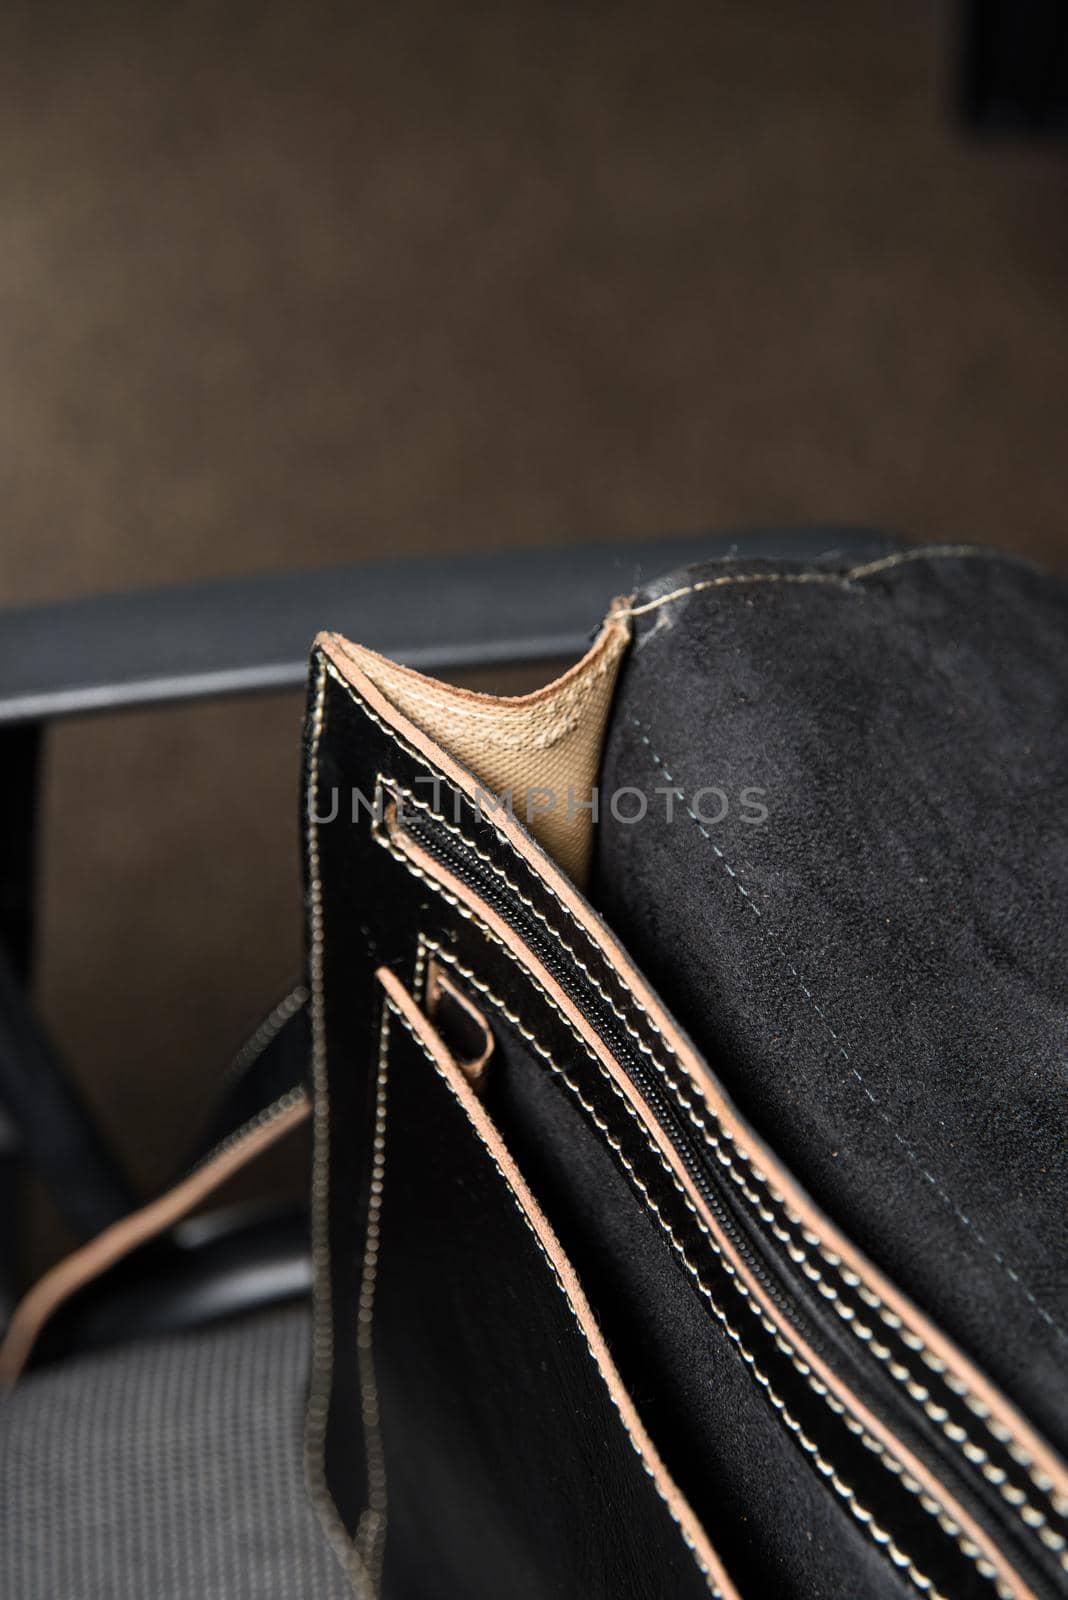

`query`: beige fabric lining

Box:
[318,628,1068,1529]
[330,605,630,885]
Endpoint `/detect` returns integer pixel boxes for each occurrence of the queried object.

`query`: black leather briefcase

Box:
[302,543,1067,1600]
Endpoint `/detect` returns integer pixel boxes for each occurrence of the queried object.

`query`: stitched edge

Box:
[377,773,1063,1545]
[334,636,624,754]
[370,726,1066,1527]
[352,1007,390,1590]
[305,658,378,1600]
[621,545,1035,620]
[631,718,1067,1344]
[188,1084,308,1178]
[385,990,725,1599]
[332,621,626,748]
[318,648,1063,1531]
[418,941,968,1600]
[385,851,1012,1600]
[218,984,309,1096]
[628,719,1068,1561]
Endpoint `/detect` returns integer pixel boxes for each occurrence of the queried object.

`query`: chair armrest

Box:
[0,526,896,726]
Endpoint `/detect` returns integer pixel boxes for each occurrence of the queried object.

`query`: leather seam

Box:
[218,984,309,1097]
[188,1084,308,1178]
[405,903,1013,1594]
[418,939,966,1600]
[305,658,377,1600]
[620,545,1034,621]
[626,720,1067,1557]
[630,715,1065,1346]
[376,770,1057,1541]
[320,650,1059,1552]
[357,638,623,753]
[385,989,724,1599]
[351,1004,391,1589]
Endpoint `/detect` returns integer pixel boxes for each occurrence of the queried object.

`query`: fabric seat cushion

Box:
[0,1305,348,1600]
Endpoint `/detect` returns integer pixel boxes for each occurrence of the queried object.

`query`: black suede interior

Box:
[592,546,1068,1455]
[478,1006,917,1600]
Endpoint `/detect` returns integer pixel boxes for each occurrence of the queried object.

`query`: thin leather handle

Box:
[0,1089,309,1385]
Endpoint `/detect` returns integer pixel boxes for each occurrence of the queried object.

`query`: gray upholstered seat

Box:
[0,1306,350,1600]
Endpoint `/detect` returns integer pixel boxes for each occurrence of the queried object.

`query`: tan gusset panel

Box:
[331,606,631,885]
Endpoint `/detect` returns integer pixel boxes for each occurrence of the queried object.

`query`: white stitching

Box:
[406,912,1012,1593]
[219,984,308,1096]
[630,719,1068,1552]
[386,991,725,1598]
[353,1008,391,1589]
[636,710,1068,1337]
[633,718,1064,1332]
[417,944,972,1600]
[188,1084,308,1177]
[621,545,1032,620]
[380,774,1061,1541]
[305,659,378,1600]
[319,651,1059,1556]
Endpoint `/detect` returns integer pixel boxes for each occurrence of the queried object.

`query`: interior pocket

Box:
[408,953,941,1600]
[365,964,734,1600]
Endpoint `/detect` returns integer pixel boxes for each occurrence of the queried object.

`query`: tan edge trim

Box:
[317,630,1067,1513]
[352,1006,390,1590]
[386,816,1033,1600]
[380,786,1068,1566]
[304,658,377,1599]
[331,608,630,886]
[374,785,1067,1555]
[0,1090,310,1386]
[427,957,495,1088]
[375,965,736,1600]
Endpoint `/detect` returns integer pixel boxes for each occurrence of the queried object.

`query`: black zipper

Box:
[395,802,1063,1598]
[402,808,817,1334]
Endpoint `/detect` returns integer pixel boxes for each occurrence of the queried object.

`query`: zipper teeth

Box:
[405,815,813,1335]
[398,808,1068,1594]
[401,812,1066,1557]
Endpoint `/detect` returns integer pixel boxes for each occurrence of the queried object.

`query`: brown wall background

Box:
[2,1,1065,1244]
